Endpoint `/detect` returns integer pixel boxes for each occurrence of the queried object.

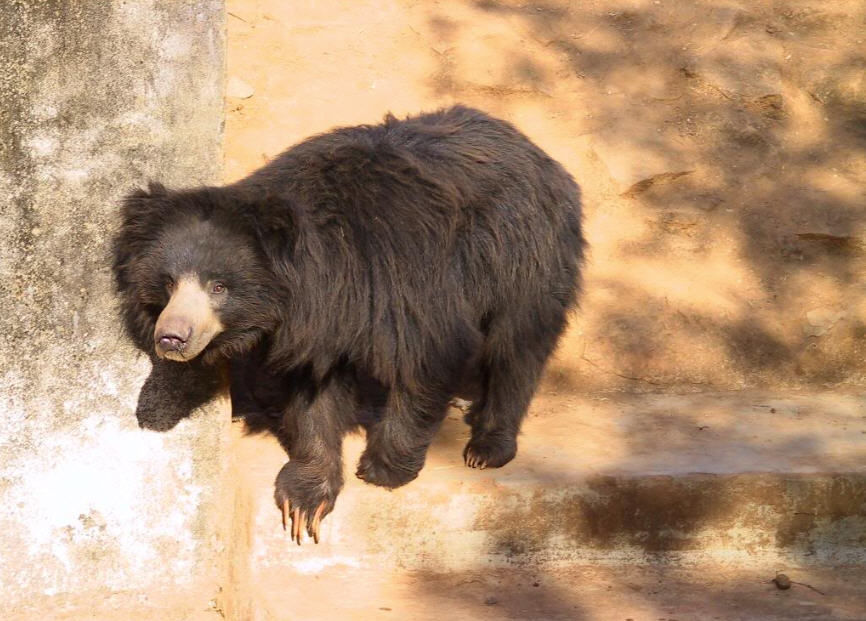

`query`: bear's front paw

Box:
[274,460,341,545]
[464,432,517,469]
[355,448,421,489]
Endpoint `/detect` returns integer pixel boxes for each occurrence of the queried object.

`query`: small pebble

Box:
[773,573,792,590]
[226,76,255,99]
[484,596,498,606]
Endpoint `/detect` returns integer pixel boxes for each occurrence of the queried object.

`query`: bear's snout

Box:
[153,275,224,361]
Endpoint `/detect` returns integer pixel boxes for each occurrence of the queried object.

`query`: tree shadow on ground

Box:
[419,0,866,391]
[413,393,866,619]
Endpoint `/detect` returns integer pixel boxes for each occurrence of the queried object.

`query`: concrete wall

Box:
[0,3,227,618]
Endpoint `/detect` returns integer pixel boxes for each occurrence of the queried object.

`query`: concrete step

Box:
[225,390,866,616]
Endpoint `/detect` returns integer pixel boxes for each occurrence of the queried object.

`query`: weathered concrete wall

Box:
[0,3,227,617]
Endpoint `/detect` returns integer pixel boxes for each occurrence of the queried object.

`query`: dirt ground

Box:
[252,565,866,621]
[14,566,866,621]
[225,0,866,393]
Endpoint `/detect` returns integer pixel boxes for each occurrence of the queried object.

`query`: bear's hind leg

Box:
[356,386,452,489]
[464,325,563,469]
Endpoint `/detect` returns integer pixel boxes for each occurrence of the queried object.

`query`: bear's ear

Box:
[250,194,302,277]
[120,182,170,226]
[112,182,173,291]
[146,181,167,196]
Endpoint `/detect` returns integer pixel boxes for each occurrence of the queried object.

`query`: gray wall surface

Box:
[0,3,227,616]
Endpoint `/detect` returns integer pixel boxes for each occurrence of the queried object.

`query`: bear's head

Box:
[112,182,284,364]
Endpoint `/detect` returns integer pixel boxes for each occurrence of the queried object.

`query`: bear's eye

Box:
[211,282,227,294]
[165,278,175,293]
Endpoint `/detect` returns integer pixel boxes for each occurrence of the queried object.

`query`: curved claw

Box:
[291,508,301,544]
[282,500,330,544]
[466,452,483,469]
[464,451,478,468]
[310,502,326,544]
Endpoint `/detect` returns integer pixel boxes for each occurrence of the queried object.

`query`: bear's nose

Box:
[158,334,185,351]
[155,327,191,352]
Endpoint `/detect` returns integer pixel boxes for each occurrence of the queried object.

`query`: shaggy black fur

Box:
[113,106,584,539]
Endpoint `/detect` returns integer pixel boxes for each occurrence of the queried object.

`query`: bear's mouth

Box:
[158,343,193,362]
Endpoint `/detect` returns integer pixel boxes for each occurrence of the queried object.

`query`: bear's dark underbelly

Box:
[230,341,391,434]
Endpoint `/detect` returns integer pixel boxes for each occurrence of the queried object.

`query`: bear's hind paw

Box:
[463,433,517,469]
[355,450,421,489]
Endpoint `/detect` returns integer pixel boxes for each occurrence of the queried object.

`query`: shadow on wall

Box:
[134,356,225,431]
[420,0,866,390]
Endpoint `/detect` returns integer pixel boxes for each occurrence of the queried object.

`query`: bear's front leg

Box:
[275,458,341,544]
[273,383,349,544]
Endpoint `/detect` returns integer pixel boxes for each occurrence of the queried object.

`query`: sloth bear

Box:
[113,106,584,544]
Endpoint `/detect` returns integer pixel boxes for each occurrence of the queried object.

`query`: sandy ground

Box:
[253,565,866,621]
[13,566,866,621]
[225,0,866,393]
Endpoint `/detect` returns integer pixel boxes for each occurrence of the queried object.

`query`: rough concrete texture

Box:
[226,0,866,391]
[0,2,226,617]
[230,391,866,615]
